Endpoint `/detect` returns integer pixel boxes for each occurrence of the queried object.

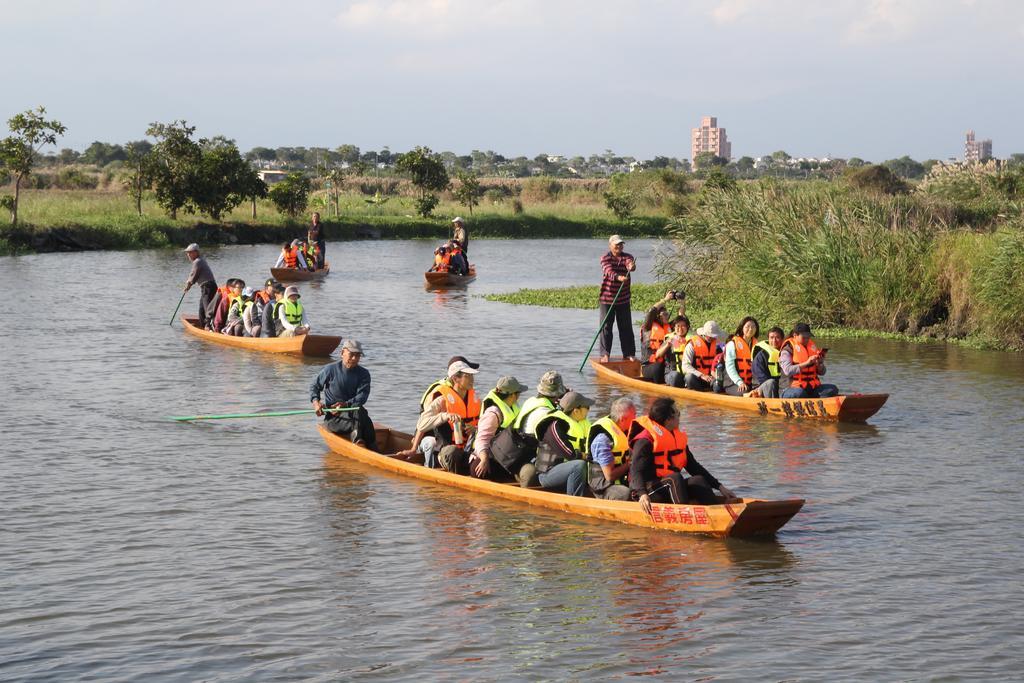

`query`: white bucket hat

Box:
[696,320,726,341]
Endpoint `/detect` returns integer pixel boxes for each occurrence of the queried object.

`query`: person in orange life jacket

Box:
[586,397,636,501]
[447,240,469,276]
[629,397,737,515]
[722,316,760,396]
[275,239,308,270]
[779,322,839,399]
[223,286,253,336]
[654,315,692,386]
[431,245,451,272]
[405,360,481,469]
[312,339,378,451]
[598,235,637,363]
[182,243,217,328]
[260,283,286,337]
[534,391,595,497]
[748,326,784,398]
[469,375,528,481]
[253,278,275,307]
[278,285,310,337]
[675,320,726,391]
[640,290,686,383]
[213,278,245,333]
[203,277,235,330]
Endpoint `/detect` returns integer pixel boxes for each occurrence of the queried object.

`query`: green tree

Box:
[191,137,260,221]
[147,120,202,219]
[884,155,926,179]
[701,167,738,192]
[452,171,483,216]
[395,146,450,217]
[0,106,66,226]
[319,164,346,216]
[121,141,154,216]
[335,144,360,164]
[268,172,312,218]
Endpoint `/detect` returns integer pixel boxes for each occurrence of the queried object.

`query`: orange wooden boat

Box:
[271,262,330,282]
[180,316,341,357]
[424,266,476,288]
[318,424,804,538]
[592,358,888,423]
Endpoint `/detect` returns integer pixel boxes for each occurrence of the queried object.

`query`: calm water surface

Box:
[2,239,1023,681]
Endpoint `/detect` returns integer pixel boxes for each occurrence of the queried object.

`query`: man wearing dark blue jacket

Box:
[311,339,377,451]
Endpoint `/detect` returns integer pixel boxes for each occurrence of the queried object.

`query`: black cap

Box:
[265,278,277,287]
[447,355,480,370]
[793,322,813,336]
[273,283,286,293]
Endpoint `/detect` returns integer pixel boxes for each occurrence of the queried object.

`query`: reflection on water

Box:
[3,240,1023,680]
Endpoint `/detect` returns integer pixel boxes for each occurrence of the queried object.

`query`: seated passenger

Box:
[640,290,686,384]
[431,246,450,272]
[722,316,760,396]
[676,320,726,391]
[749,326,784,398]
[311,339,377,451]
[241,287,263,337]
[779,323,839,399]
[275,240,308,270]
[261,283,285,337]
[447,241,469,276]
[278,285,310,337]
[514,371,568,439]
[470,375,529,481]
[534,391,594,497]
[656,315,692,386]
[254,278,275,308]
[213,278,244,333]
[628,397,737,514]
[303,238,321,271]
[586,397,635,501]
[223,286,253,336]
[205,277,236,330]
[404,359,480,469]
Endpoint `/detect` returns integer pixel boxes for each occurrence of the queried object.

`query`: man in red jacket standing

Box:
[598,235,637,362]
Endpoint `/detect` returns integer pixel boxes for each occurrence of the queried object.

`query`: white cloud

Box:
[843,0,926,45]
[709,0,753,24]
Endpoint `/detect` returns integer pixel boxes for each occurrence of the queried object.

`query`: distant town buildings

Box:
[964,130,992,163]
[691,116,732,166]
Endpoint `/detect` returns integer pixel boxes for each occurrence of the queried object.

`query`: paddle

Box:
[169,289,187,326]
[578,277,628,373]
[169,407,358,422]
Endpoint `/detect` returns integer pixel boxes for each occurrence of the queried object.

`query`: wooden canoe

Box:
[180,316,341,357]
[424,266,476,288]
[318,424,804,538]
[271,262,330,282]
[592,358,888,423]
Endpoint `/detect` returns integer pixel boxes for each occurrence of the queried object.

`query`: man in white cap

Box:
[401,359,480,469]
[451,216,468,256]
[182,244,217,328]
[278,285,310,337]
[598,235,637,363]
[311,339,377,451]
[672,320,726,391]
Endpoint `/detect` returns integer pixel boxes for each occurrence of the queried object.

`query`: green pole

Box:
[578,277,627,373]
[169,289,187,326]
[169,407,359,422]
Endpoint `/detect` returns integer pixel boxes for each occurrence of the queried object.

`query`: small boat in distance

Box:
[271,262,331,282]
[424,266,477,288]
[180,316,341,357]
[319,424,804,538]
[591,358,888,422]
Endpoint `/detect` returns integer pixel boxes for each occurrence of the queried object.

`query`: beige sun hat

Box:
[696,320,727,340]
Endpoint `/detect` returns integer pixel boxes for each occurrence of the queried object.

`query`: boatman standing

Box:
[452,216,469,256]
[598,235,637,363]
[182,243,217,328]
[311,339,377,451]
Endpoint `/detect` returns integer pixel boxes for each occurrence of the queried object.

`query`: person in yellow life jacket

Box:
[628,397,737,515]
[470,375,529,481]
[277,285,310,337]
[748,326,784,398]
[779,322,839,399]
[514,371,569,438]
[641,290,687,383]
[586,397,636,501]
[533,391,594,497]
[722,316,760,396]
[654,315,692,386]
[403,359,481,470]
[303,239,320,271]
[677,320,726,391]
[213,278,244,333]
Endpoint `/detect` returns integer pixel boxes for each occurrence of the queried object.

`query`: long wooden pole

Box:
[578,277,627,373]
[169,407,358,422]
[169,289,187,326]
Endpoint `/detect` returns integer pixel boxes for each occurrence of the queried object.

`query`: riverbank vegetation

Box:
[487,162,1024,350]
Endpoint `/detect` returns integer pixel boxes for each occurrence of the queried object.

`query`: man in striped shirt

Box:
[598,235,637,362]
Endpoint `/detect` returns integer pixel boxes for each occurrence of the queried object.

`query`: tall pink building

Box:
[691,116,732,166]
[964,130,992,163]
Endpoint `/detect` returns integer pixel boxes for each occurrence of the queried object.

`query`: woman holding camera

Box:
[640,290,686,383]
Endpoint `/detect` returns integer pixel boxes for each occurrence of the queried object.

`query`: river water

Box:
[2,239,1023,681]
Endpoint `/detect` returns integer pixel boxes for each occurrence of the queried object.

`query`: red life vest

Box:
[253,290,271,305]
[783,337,821,389]
[283,248,298,268]
[436,385,481,447]
[687,336,717,375]
[731,335,757,386]
[434,252,451,272]
[630,415,688,479]
[646,321,669,363]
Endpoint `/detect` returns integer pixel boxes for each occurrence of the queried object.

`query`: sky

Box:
[1,0,1022,161]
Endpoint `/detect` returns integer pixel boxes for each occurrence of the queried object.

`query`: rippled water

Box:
[3,239,1023,680]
